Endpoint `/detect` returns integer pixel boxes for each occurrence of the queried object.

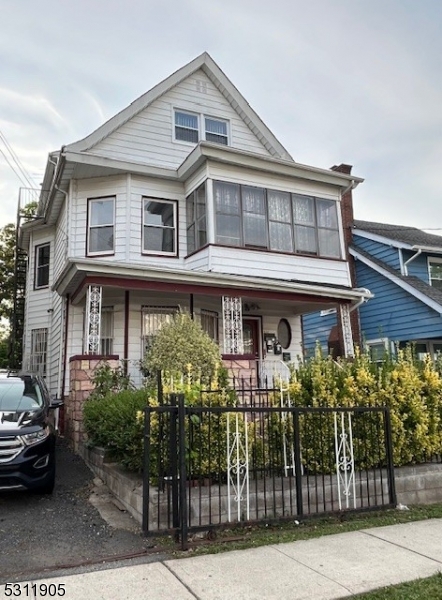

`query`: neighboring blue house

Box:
[302,219,442,359]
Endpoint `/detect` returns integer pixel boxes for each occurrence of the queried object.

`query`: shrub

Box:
[142,312,221,382]
[83,389,149,472]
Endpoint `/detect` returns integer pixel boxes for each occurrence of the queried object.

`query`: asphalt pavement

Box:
[0,438,156,583]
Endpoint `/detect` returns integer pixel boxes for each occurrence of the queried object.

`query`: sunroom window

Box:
[186,183,207,254]
[213,181,341,259]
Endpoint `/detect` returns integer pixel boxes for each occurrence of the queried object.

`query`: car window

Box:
[0,378,44,411]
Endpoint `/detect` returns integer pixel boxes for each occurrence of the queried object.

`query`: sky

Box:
[1,0,441,232]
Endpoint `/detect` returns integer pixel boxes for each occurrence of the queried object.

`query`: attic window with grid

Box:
[174,110,229,146]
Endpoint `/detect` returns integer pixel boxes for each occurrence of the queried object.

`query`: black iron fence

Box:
[142,394,396,548]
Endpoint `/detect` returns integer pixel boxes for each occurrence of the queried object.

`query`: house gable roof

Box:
[65,52,293,161]
[354,219,442,251]
[350,246,442,314]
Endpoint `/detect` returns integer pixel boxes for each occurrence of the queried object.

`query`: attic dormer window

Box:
[174,109,229,146]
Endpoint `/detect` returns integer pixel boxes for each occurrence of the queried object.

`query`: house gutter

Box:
[349,287,373,312]
[403,249,422,275]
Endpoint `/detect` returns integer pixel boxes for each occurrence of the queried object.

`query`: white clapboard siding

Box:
[23,230,56,387]
[47,293,64,398]
[185,245,351,287]
[207,163,341,201]
[54,200,67,282]
[87,69,272,167]
[72,175,189,266]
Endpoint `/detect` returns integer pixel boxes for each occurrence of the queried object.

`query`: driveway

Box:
[0,439,155,582]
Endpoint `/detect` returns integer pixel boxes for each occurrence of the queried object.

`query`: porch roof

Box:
[55,258,373,308]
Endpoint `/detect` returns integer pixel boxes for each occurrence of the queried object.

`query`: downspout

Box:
[349,288,373,313]
[403,249,422,276]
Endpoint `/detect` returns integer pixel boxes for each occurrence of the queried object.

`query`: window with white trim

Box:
[143,198,177,255]
[35,243,50,288]
[141,306,179,354]
[174,110,229,146]
[87,197,115,255]
[214,181,341,259]
[29,328,48,375]
[428,259,442,290]
[100,307,114,355]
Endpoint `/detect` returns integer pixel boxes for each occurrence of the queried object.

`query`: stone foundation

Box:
[66,355,119,451]
[222,357,257,385]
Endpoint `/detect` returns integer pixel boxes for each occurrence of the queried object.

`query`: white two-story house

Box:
[19,52,370,402]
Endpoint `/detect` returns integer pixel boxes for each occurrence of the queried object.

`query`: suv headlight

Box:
[21,427,50,446]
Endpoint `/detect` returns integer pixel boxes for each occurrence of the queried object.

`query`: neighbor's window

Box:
[87,197,115,255]
[29,328,48,375]
[213,181,341,259]
[186,183,207,254]
[429,260,442,290]
[35,243,50,289]
[174,110,229,146]
[143,198,177,255]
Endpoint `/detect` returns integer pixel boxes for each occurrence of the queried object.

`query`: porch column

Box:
[222,296,244,354]
[339,303,355,358]
[84,285,102,354]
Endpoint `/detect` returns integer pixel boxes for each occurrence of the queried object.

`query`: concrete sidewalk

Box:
[3,519,442,599]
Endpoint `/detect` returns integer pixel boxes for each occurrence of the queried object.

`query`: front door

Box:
[243,319,260,358]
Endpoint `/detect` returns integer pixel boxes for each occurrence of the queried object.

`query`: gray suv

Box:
[0,372,61,493]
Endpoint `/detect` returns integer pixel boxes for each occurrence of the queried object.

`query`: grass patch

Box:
[352,572,442,599]
[163,503,442,557]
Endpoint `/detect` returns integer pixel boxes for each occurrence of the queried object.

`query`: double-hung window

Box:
[268,190,293,252]
[186,183,207,254]
[87,197,115,255]
[214,182,241,246]
[174,110,229,146]
[242,186,267,248]
[200,309,218,341]
[175,111,199,143]
[204,117,228,145]
[429,259,442,290]
[35,243,50,289]
[143,198,177,255]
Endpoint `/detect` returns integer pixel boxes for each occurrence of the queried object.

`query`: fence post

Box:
[384,408,397,506]
[142,405,151,535]
[157,371,163,406]
[293,409,304,517]
[169,394,180,534]
[177,393,188,550]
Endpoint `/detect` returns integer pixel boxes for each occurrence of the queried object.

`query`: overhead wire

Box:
[0,129,37,190]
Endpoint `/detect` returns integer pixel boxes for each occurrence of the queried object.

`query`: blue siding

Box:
[356,261,442,342]
[302,311,338,356]
[353,235,401,270]
[403,249,432,283]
